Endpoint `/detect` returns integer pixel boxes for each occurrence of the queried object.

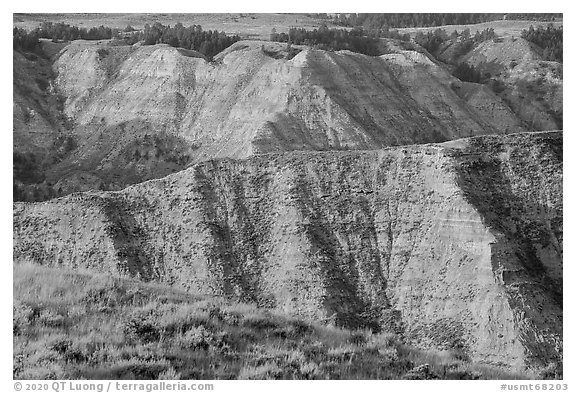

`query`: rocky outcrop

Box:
[13,131,562,371]
[56,40,526,155]
[463,37,563,131]
[12,39,531,196]
[13,48,75,201]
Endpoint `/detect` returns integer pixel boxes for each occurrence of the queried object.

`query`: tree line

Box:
[310,13,561,29]
[268,24,493,83]
[415,27,496,59]
[14,22,116,52]
[37,22,115,41]
[130,22,241,60]
[521,24,563,62]
[14,22,242,61]
[270,26,392,56]
[413,27,498,83]
[13,27,39,52]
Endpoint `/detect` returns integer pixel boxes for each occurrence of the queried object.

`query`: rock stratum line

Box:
[15,40,533,196]
[13,131,562,371]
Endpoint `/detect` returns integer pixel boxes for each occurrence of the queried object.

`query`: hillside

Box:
[462,37,562,130]
[13,49,69,195]
[15,263,537,380]
[409,31,562,133]
[14,39,529,198]
[13,131,562,372]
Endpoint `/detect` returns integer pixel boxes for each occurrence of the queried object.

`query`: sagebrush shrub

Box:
[13,303,34,335]
[121,315,159,343]
[38,309,65,328]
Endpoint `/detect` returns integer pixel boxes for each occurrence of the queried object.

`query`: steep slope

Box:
[57,40,525,154]
[12,49,73,200]
[462,37,562,130]
[451,81,527,130]
[16,39,528,196]
[13,131,562,371]
[13,50,60,156]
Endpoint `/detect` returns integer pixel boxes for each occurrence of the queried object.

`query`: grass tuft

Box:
[13,263,534,380]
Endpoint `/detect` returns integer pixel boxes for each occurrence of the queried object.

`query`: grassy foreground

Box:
[13,263,529,380]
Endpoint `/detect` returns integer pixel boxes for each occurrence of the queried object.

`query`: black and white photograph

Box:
[10,8,566,387]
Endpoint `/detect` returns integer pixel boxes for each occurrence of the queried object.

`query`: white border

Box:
[4,2,571,392]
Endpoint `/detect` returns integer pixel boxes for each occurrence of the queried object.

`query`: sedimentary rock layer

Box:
[54,40,526,159]
[13,131,562,370]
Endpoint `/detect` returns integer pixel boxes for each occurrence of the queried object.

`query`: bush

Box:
[158,367,181,380]
[238,363,284,380]
[452,63,482,83]
[121,314,159,343]
[38,309,66,328]
[178,325,213,350]
[298,361,322,379]
[13,303,34,335]
[490,79,507,94]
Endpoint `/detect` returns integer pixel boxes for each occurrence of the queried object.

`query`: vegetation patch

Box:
[14,263,532,380]
[521,24,562,62]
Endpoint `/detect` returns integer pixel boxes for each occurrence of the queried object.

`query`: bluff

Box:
[13,131,562,371]
[462,37,563,131]
[15,39,527,197]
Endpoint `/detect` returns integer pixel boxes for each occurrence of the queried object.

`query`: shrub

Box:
[452,63,482,83]
[13,353,24,377]
[154,303,214,337]
[13,303,34,335]
[349,331,368,346]
[121,314,159,343]
[38,309,66,328]
[47,336,72,354]
[298,361,322,379]
[97,48,109,59]
[178,326,213,350]
[158,367,181,380]
[326,344,358,361]
[238,363,284,380]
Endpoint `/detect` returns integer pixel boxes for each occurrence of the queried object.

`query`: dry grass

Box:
[14,263,531,380]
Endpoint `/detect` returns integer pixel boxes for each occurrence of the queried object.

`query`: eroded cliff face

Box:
[463,37,563,131]
[56,40,527,152]
[34,39,529,194]
[13,131,562,371]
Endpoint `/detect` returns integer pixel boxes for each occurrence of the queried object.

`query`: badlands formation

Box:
[14,131,562,370]
[13,32,562,374]
[14,40,528,194]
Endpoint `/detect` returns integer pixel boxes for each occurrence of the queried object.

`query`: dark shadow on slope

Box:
[453,132,562,294]
[101,195,157,281]
[452,131,563,367]
[290,165,392,331]
[192,165,276,306]
[48,121,198,196]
